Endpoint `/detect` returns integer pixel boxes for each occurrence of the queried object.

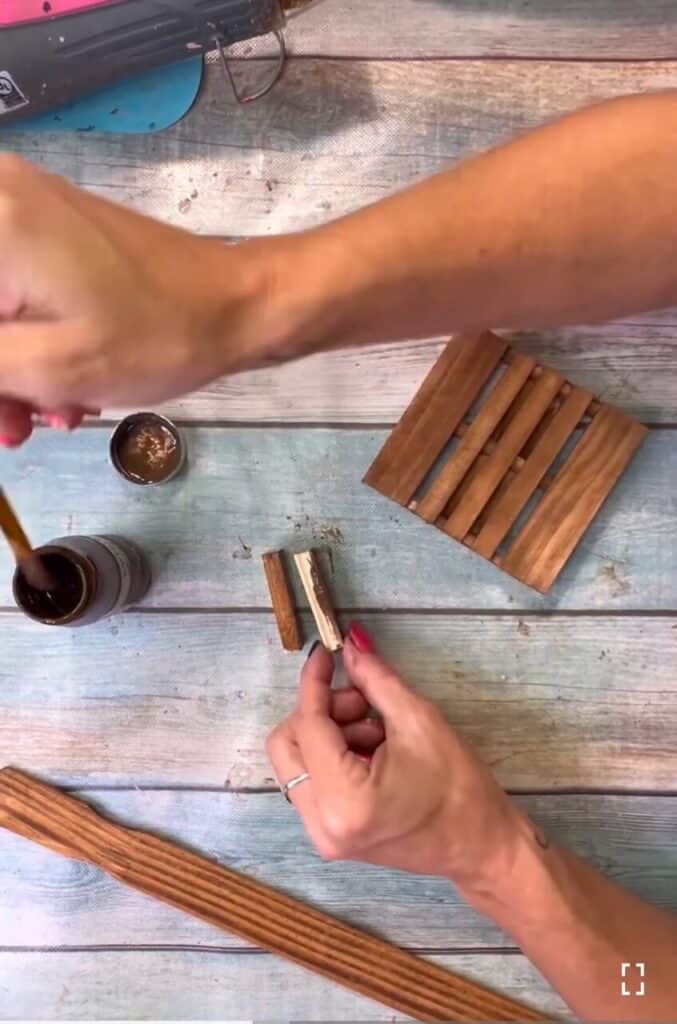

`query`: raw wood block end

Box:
[293,550,343,652]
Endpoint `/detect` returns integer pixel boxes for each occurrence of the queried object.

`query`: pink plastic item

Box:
[0,0,120,28]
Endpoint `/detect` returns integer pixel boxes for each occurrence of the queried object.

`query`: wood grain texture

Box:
[1,612,675,789]
[474,387,594,559]
[0,427,671,611]
[282,1,677,59]
[262,551,303,651]
[106,319,677,425]
[0,950,570,1020]
[5,62,677,235]
[1,790,675,951]
[0,770,547,1023]
[502,408,648,592]
[417,353,536,523]
[293,549,343,651]
[364,334,508,506]
[443,368,565,542]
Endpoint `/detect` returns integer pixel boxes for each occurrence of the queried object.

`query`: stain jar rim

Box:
[109,412,186,486]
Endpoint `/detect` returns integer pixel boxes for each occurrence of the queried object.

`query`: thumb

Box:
[343,622,419,722]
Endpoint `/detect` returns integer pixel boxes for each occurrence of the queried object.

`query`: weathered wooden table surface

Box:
[2,2,677,1019]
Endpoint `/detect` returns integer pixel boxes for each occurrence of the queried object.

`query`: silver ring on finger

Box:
[282,771,311,803]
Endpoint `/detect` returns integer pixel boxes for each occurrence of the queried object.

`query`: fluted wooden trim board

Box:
[0,770,549,1023]
[2,791,675,950]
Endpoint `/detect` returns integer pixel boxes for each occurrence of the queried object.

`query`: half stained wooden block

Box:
[364,332,647,594]
[293,549,343,651]
[262,551,304,652]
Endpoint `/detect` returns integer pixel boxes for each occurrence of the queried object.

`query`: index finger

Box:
[295,646,368,791]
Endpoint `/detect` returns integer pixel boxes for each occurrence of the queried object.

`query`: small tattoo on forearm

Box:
[534,827,550,849]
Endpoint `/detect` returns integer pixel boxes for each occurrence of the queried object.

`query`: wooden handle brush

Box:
[0,487,52,590]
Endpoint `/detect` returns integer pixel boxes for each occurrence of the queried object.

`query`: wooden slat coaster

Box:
[364,332,647,593]
[0,769,549,1023]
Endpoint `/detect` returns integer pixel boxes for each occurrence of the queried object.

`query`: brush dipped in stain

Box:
[0,487,54,592]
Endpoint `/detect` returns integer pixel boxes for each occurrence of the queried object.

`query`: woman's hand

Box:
[266,623,535,893]
[0,154,280,445]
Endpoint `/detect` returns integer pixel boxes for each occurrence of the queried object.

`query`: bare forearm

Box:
[254,90,677,365]
[462,830,677,1021]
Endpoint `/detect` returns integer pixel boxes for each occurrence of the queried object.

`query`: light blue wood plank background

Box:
[0,613,675,789]
[0,951,571,1020]
[1,1,676,1019]
[0,427,670,610]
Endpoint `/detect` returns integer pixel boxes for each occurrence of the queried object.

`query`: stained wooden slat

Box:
[474,388,594,559]
[0,950,569,1020]
[443,369,564,541]
[417,353,536,523]
[7,62,677,237]
[1,612,675,789]
[364,333,508,505]
[502,407,648,592]
[442,452,490,521]
[361,340,462,500]
[1,791,675,951]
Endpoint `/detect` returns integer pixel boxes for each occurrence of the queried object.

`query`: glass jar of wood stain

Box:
[12,535,151,627]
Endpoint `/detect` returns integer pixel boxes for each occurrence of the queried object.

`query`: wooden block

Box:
[363,331,508,505]
[0,769,547,1024]
[293,550,343,652]
[416,353,536,523]
[501,406,648,592]
[364,332,646,593]
[443,368,564,541]
[473,387,594,559]
[262,551,303,652]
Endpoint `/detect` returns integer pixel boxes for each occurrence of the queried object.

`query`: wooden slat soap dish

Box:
[364,331,647,593]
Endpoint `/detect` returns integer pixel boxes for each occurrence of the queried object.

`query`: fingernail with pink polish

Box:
[48,416,69,431]
[348,622,374,654]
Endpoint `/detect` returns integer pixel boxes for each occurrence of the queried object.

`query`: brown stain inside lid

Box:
[116,420,181,484]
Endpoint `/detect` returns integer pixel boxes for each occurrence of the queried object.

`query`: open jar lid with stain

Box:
[110,413,186,485]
